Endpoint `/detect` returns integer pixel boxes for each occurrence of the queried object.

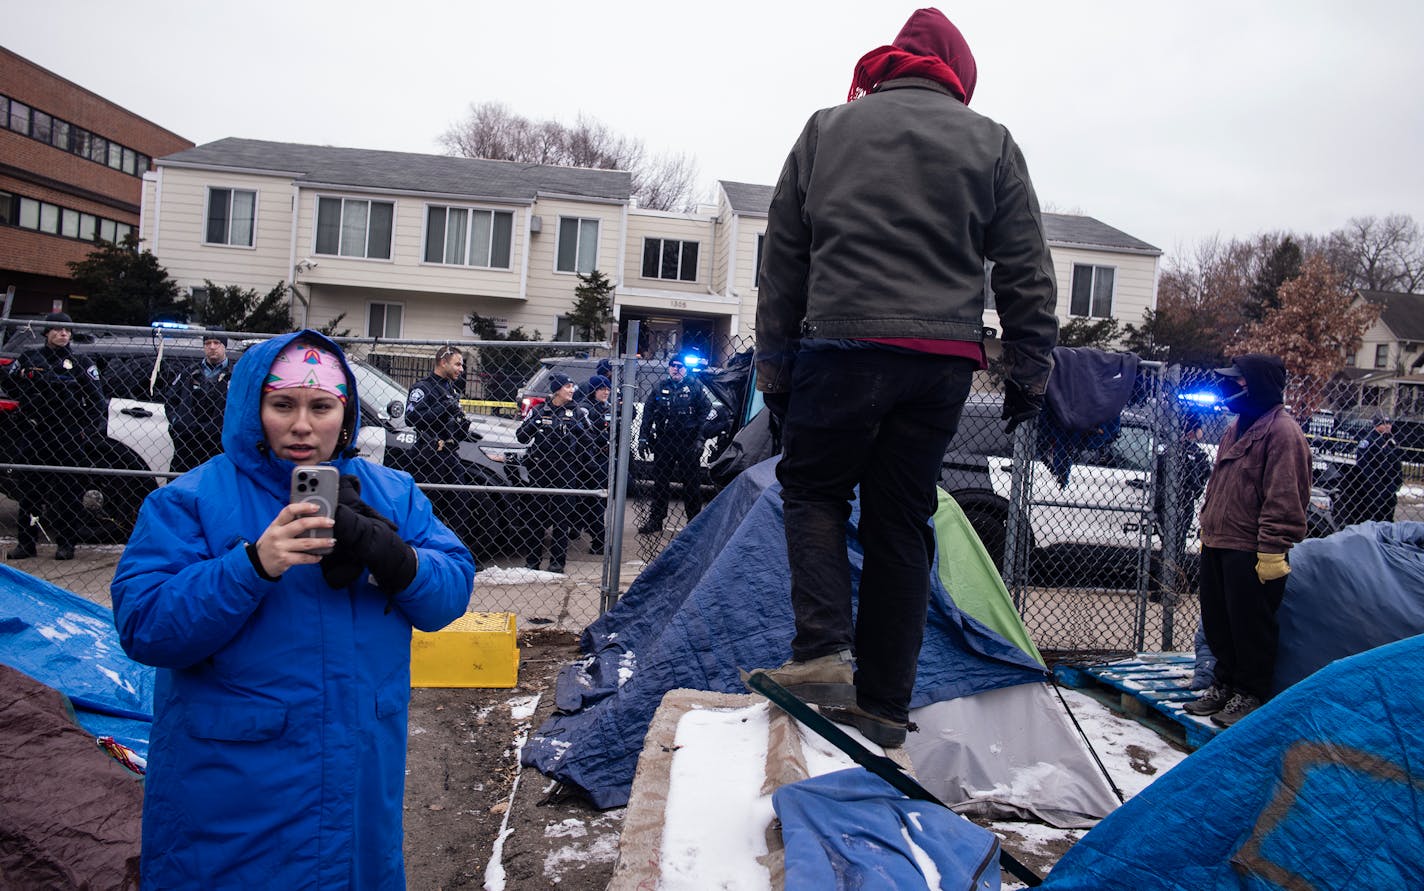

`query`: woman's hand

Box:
[254,503,336,577]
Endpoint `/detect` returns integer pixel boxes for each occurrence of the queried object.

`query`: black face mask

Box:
[1221,378,1247,408]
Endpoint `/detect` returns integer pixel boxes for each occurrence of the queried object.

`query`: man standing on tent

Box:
[1185,354,1311,727]
[747,8,1058,747]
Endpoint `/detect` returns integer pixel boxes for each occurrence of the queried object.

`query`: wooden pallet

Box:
[1053,653,1220,749]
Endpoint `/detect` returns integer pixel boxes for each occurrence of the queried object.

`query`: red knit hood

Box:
[849,8,978,104]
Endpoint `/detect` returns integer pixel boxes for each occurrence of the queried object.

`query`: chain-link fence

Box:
[2,315,1419,654]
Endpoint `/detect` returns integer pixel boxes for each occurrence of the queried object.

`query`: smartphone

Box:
[290,465,339,556]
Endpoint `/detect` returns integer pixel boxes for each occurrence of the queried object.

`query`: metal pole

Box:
[602,320,640,613]
[1159,364,1184,650]
[1004,418,1034,611]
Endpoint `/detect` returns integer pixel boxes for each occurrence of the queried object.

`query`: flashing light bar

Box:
[681,354,706,370]
[1178,390,1220,407]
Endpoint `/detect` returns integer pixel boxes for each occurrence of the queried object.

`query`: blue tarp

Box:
[774,769,1000,891]
[523,459,1047,809]
[1041,632,1424,890]
[1273,520,1424,695]
[0,565,153,756]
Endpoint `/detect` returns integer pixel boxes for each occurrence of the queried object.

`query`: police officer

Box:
[405,346,472,528]
[577,374,614,554]
[6,312,105,560]
[638,356,714,534]
[166,333,232,473]
[1336,412,1404,525]
[517,373,592,573]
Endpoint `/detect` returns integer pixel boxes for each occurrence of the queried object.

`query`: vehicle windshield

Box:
[1109,425,1155,472]
[348,361,409,426]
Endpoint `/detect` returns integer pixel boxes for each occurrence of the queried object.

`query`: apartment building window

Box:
[1069,264,1115,318]
[556,217,599,274]
[1,192,130,244]
[205,187,257,247]
[6,98,30,135]
[1375,345,1390,369]
[367,302,403,338]
[424,206,514,268]
[555,314,591,342]
[642,238,699,282]
[316,196,394,260]
[0,93,150,177]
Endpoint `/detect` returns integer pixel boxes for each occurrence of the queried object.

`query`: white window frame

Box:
[203,186,258,248]
[1069,263,1116,319]
[641,237,700,283]
[1375,344,1390,369]
[314,195,395,261]
[422,204,515,269]
[366,301,404,338]
[555,216,600,274]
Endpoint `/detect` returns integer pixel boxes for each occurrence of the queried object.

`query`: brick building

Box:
[0,46,192,317]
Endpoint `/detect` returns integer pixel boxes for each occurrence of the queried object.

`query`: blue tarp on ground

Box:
[1273,520,1424,695]
[1041,632,1424,890]
[522,459,1048,809]
[774,769,1000,891]
[0,564,153,756]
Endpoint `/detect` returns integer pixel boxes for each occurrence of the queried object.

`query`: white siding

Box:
[623,211,716,294]
[984,246,1158,333]
[149,168,294,295]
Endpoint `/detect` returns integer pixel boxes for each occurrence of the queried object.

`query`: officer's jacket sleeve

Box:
[640,391,659,441]
[516,409,540,444]
[405,383,439,434]
[755,114,817,394]
[112,490,285,669]
[77,356,105,406]
[385,479,474,631]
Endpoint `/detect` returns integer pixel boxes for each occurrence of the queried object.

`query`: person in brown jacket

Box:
[1184,354,1311,727]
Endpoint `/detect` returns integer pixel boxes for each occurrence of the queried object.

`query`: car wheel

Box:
[82,443,157,544]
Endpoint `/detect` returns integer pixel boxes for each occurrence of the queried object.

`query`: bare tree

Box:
[1324,214,1424,293]
[439,102,701,212]
[1228,255,1379,416]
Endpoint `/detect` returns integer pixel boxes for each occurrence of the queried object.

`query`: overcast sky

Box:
[8,0,1423,257]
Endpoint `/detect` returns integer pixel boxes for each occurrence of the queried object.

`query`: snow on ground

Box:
[473,565,569,584]
[483,693,542,891]
[650,688,1192,889]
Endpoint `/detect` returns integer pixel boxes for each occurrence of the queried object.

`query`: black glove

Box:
[320,475,418,594]
[1002,380,1044,434]
[762,391,790,423]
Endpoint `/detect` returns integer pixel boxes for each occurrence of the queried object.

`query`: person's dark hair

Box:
[434,345,462,365]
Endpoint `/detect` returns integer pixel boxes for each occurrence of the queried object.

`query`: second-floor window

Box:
[316,196,394,260]
[1375,344,1390,369]
[1070,264,1115,319]
[205,187,256,247]
[368,301,403,338]
[556,217,599,274]
[424,206,514,268]
[642,237,699,282]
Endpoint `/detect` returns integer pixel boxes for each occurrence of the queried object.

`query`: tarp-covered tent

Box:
[0,565,153,887]
[524,459,1121,825]
[0,564,154,755]
[1041,632,1424,889]
[1273,520,1424,695]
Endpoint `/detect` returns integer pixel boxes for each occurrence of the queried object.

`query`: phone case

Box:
[290,466,339,556]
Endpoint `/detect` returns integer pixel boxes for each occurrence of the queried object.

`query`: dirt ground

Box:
[403,628,624,890]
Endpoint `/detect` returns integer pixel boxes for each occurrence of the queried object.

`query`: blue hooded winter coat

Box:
[111,330,475,889]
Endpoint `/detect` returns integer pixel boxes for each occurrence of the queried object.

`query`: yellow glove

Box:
[1256,552,1290,584]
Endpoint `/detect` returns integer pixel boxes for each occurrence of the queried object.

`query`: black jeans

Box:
[1198,546,1287,700]
[777,349,975,723]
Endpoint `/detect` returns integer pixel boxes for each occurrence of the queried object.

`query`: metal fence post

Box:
[1004,418,1034,611]
[601,321,640,613]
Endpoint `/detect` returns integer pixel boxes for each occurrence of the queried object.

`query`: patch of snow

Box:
[616,650,637,686]
[409,726,427,736]
[544,818,587,839]
[474,565,567,584]
[795,716,882,777]
[1398,484,1424,498]
[483,694,541,891]
[508,695,540,721]
[660,703,775,891]
[900,822,941,889]
[543,834,620,881]
[1055,689,1188,798]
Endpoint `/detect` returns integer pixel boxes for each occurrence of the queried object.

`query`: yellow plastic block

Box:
[411,612,520,688]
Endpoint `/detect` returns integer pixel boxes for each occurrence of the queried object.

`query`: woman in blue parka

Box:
[112,331,475,889]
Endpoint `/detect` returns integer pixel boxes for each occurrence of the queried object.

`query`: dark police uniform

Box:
[517,399,593,572]
[1337,426,1404,525]
[577,390,613,553]
[640,372,714,530]
[166,358,232,473]
[7,341,105,556]
[405,371,471,529]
